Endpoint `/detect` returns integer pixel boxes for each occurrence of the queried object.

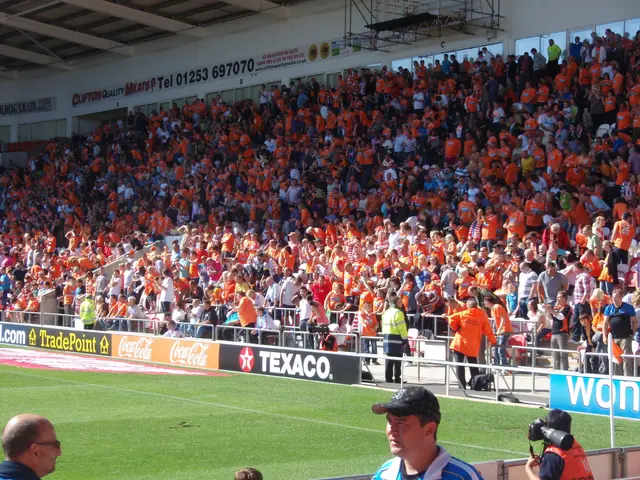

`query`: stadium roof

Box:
[0,0,307,73]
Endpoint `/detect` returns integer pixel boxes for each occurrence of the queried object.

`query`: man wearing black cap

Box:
[371,386,483,480]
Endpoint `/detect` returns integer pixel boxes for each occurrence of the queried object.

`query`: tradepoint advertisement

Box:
[15,325,113,356]
[549,373,640,420]
[110,333,219,371]
[219,343,361,385]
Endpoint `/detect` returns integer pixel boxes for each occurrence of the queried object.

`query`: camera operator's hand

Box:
[526,456,539,468]
[525,455,540,480]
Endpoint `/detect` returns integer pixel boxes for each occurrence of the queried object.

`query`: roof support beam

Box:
[0,14,133,55]
[219,0,288,17]
[0,66,18,80]
[59,0,207,38]
[0,44,71,69]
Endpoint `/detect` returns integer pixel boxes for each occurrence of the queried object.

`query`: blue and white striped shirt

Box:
[372,447,483,480]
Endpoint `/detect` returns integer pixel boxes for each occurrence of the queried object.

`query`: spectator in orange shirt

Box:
[224,291,258,343]
[448,298,497,389]
[444,133,461,164]
[611,212,634,264]
[484,296,513,366]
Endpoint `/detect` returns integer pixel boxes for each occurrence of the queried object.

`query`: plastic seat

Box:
[408,328,419,355]
[595,124,610,138]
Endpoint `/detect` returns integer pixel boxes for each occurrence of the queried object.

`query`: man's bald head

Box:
[2,414,52,459]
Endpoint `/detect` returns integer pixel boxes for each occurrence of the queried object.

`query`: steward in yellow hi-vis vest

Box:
[381,292,408,383]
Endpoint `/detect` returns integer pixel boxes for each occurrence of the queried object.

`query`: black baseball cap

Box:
[372,386,441,423]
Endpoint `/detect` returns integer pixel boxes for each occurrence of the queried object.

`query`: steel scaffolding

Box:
[343,0,503,52]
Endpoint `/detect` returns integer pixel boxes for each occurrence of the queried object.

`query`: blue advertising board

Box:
[550,373,640,420]
[0,322,29,346]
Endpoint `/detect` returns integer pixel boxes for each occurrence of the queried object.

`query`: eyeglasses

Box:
[34,440,61,449]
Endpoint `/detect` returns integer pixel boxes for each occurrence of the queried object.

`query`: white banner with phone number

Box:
[71,38,364,107]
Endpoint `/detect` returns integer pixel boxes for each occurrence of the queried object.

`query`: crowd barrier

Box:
[0,321,360,385]
[3,319,640,402]
[316,446,640,480]
[3,311,640,391]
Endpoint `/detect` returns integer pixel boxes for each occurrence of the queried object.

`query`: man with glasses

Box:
[1,414,61,479]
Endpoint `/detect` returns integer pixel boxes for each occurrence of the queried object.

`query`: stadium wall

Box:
[0,0,638,139]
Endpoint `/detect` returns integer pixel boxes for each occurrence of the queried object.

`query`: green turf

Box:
[0,359,639,480]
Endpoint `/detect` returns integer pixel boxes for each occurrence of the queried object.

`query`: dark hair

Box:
[234,468,263,480]
[547,409,572,433]
[417,414,439,441]
[2,418,42,458]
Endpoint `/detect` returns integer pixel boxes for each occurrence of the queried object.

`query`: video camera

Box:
[307,325,330,334]
[528,418,574,450]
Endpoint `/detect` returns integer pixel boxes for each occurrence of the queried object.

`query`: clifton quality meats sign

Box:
[0,97,56,116]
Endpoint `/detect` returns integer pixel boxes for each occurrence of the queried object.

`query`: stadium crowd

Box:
[1,27,640,376]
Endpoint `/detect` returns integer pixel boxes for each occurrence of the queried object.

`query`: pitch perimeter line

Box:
[0,384,101,392]
[0,367,527,457]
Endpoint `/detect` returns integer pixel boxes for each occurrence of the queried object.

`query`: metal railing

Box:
[213,324,281,345]
[5,310,640,386]
[583,350,640,377]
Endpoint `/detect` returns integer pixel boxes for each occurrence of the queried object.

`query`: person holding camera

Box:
[371,386,483,480]
[525,409,593,480]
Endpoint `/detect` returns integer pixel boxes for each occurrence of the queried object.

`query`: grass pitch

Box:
[0,353,639,479]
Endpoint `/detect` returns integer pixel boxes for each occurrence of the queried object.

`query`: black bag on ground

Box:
[469,373,495,391]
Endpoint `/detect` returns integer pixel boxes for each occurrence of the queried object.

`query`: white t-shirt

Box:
[280,278,298,305]
[413,91,425,110]
[299,298,312,321]
[123,268,134,289]
[388,231,402,250]
[252,293,266,308]
[159,277,175,303]
[531,177,548,192]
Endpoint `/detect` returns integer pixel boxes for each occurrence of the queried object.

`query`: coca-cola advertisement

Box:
[111,333,219,371]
